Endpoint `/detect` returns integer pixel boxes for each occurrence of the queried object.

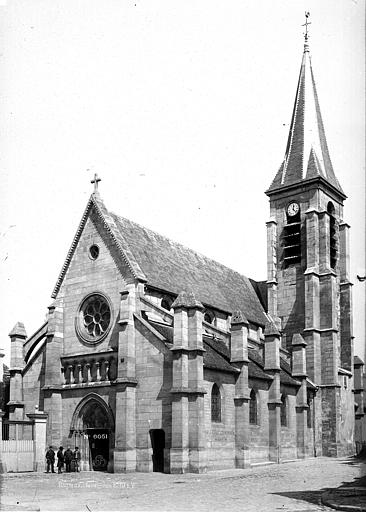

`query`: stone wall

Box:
[249,387,270,463]
[280,392,297,461]
[22,349,46,414]
[337,374,355,456]
[203,369,236,470]
[57,214,126,356]
[134,320,173,472]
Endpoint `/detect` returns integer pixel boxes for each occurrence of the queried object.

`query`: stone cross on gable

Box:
[302,12,311,42]
[91,173,101,192]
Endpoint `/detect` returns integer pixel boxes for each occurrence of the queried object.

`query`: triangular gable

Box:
[51,193,147,299]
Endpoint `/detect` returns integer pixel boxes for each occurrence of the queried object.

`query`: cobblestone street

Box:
[1,457,365,511]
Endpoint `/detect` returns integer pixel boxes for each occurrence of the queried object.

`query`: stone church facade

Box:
[6,38,355,473]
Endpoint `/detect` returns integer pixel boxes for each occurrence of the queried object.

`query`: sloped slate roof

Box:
[148,321,174,343]
[280,357,301,387]
[110,212,267,326]
[248,349,272,381]
[150,320,276,380]
[149,320,238,373]
[51,193,267,327]
[249,279,268,312]
[249,348,302,386]
[354,355,364,367]
[267,45,344,198]
[203,341,239,374]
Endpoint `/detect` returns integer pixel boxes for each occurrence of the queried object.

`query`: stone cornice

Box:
[267,399,282,406]
[295,404,309,411]
[27,412,48,421]
[318,384,341,389]
[7,401,25,407]
[265,176,347,201]
[170,387,206,395]
[303,327,338,334]
[9,367,24,373]
[266,279,278,286]
[113,377,138,387]
[61,350,116,362]
[233,393,251,401]
[304,268,337,278]
[170,346,205,354]
[266,218,277,225]
[340,281,354,288]
[292,373,307,379]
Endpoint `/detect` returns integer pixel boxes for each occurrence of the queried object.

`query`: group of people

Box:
[45,446,81,473]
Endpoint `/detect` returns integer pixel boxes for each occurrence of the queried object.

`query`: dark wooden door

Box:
[150,429,165,472]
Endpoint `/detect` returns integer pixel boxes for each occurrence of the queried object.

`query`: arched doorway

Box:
[71,394,114,472]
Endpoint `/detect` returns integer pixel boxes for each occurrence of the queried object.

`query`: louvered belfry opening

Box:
[282,208,301,267]
[328,202,338,269]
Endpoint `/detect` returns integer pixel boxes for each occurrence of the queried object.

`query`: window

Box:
[89,244,99,260]
[161,296,173,311]
[307,395,312,428]
[280,394,288,427]
[249,389,258,425]
[76,293,112,344]
[204,310,215,325]
[283,203,301,267]
[328,202,337,269]
[211,384,221,423]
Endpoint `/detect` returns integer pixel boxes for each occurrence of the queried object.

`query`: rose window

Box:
[76,293,112,344]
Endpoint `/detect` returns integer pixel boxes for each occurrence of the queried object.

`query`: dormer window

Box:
[204,310,215,325]
[161,296,173,312]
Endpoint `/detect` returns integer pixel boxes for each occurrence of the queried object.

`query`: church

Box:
[5,32,355,473]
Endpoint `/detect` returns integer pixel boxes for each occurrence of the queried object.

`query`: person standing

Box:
[73,447,81,472]
[64,446,73,473]
[45,446,55,473]
[57,446,64,474]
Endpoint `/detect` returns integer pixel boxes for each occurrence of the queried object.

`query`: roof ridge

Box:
[110,211,263,286]
[91,195,146,281]
[281,55,305,185]
[203,336,230,361]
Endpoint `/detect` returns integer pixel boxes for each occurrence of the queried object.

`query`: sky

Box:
[0,0,365,365]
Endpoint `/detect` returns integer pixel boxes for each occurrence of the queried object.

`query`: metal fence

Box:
[2,419,34,441]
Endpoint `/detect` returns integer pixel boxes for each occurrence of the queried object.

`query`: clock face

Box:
[287,202,299,217]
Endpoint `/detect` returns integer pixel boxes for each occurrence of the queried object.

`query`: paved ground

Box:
[0,457,365,512]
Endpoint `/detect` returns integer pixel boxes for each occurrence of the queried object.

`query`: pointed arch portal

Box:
[70,394,114,472]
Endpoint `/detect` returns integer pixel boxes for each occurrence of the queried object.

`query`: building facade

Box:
[4,37,355,473]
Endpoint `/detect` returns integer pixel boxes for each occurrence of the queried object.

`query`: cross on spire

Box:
[302,12,311,42]
[91,173,101,192]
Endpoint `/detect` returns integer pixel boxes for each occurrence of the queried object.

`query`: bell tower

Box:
[265,16,354,456]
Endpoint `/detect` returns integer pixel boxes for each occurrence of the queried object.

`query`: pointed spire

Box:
[9,322,27,339]
[171,291,204,310]
[267,16,345,198]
